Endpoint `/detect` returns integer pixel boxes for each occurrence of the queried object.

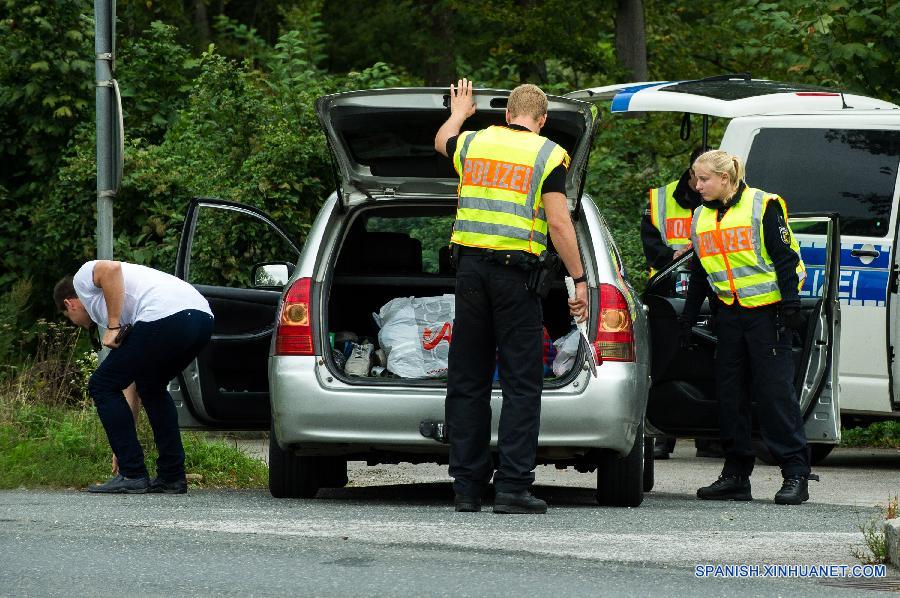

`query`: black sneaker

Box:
[696,475,752,501]
[493,490,548,514]
[148,476,188,494]
[774,474,819,505]
[85,474,149,494]
[454,494,481,512]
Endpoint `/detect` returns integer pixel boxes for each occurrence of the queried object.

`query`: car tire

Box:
[318,457,349,488]
[596,420,644,507]
[643,436,655,493]
[753,440,836,466]
[809,443,835,465]
[753,440,776,465]
[268,422,321,499]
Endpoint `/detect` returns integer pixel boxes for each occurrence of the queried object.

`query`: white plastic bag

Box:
[551,329,581,377]
[374,294,455,378]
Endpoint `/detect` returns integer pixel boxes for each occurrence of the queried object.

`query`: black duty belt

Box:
[455,245,537,269]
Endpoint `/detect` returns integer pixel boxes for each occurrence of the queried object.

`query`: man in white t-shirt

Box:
[54,260,214,494]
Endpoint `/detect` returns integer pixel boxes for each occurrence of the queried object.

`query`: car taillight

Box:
[594,283,635,362]
[275,277,315,356]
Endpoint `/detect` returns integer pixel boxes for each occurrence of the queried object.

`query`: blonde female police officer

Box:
[681,150,818,505]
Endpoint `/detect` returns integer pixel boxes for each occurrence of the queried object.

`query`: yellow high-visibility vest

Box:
[648,180,693,276]
[451,126,569,255]
[691,186,806,308]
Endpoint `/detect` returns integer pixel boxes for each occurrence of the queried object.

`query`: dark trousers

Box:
[88,310,214,481]
[715,304,810,478]
[446,251,543,496]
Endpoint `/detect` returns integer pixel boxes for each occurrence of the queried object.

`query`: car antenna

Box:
[840,90,852,109]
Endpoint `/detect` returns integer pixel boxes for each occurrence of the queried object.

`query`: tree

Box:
[615,0,648,81]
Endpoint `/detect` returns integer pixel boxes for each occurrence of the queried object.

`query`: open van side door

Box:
[643,212,841,444]
[172,198,300,429]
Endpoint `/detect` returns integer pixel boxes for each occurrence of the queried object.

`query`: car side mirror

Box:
[251,262,294,289]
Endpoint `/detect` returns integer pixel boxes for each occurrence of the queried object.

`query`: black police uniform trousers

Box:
[715,302,810,478]
[446,248,544,497]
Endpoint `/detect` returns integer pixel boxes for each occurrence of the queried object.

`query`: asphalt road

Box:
[2,441,899,597]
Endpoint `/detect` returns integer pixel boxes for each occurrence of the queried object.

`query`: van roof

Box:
[566,77,899,118]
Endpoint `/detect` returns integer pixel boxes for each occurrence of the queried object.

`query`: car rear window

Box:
[745,128,900,237]
[364,214,455,274]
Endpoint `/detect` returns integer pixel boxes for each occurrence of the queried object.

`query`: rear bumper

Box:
[269,356,650,458]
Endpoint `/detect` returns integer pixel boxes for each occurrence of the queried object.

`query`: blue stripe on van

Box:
[610,82,674,112]
[798,241,891,306]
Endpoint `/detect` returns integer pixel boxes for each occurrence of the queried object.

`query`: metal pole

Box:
[95,0,114,260]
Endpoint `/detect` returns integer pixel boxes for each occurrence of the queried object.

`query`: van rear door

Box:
[566,78,897,116]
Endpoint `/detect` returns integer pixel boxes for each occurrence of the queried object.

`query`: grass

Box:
[0,398,269,490]
[841,421,900,449]
[0,318,267,490]
[851,495,898,565]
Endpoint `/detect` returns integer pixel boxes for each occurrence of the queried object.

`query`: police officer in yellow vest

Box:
[682,150,818,505]
[644,148,705,460]
[435,79,588,514]
[642,147,705,278]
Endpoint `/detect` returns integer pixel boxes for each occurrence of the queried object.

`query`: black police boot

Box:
[85,474,149,494]
[696,475,752,501]
[149,476,188,494]
[654,436,675,460]
[493,490,548,514]
[454,494,482,513]
[774,474,819,505]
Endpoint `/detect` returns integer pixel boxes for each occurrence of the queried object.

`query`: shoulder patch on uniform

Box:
[779,226,790,245]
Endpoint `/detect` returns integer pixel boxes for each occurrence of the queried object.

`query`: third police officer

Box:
[642,147,705,460]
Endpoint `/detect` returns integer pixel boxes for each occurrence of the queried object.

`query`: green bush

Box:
[842,421,900,449]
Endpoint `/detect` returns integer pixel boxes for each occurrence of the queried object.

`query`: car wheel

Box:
[643,436,655,493]
[809,444,835,465]
[268,421,321,499]
[318,457,349,488]
[753,440,777,465]
[754,441,836,466]
[596,420,644,507]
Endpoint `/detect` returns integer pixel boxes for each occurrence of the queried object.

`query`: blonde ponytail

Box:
[731,156,745,186]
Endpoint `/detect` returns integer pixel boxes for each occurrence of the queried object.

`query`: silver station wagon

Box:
[172,83,841,507]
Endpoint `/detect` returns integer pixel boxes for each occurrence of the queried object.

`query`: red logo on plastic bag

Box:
[422,322,452,350]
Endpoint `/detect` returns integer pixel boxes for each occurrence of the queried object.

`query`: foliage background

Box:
[0,0,897,336]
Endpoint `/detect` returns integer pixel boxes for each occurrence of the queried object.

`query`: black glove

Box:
[678,315,695,349]
[780,305,807,331]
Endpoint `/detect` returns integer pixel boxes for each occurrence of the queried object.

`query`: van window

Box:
[745,128,900,237]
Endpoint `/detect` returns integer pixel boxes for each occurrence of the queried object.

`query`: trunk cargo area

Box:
[324,203,578,384]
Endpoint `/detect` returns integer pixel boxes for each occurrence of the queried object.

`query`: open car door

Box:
[643,212,841,449]
[173,198,300,429]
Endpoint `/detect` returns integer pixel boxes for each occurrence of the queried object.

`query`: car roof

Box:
[566,77,899,118]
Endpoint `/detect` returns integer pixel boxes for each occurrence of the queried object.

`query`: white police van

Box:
[569,77,900,456]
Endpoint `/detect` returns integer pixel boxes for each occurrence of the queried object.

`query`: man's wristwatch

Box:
[572,274,587,284]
